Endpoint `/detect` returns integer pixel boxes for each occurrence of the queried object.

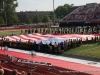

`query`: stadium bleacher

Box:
[62,4,100,21]
[0,54,91,75]
[61,3,100,22]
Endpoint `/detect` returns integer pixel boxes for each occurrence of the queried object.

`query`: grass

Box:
[0,29,22,36]
[0,31,21,36]
[64,43,100,58]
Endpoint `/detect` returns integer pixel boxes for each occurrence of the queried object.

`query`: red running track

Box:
[0,49,100,75]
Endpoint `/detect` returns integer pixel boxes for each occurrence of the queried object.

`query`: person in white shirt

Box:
[3,46,8,55]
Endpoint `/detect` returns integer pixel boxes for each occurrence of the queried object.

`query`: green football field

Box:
[0,29,22,36]
[64,43,100,58]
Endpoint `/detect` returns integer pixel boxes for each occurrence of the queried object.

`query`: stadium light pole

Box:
[53,0,55,24]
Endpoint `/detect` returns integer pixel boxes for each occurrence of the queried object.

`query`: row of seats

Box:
[63,3,100,21]
[0,54,91,75]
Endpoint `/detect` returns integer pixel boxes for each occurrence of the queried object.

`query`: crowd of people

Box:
[0,60,35,75]
[63,3,100,21]
[1,35,100,55]
[23,26,100,34]
[1,37,82,54]
[0,54,56,75]
[0,26,100,54]
[0,26,100,39]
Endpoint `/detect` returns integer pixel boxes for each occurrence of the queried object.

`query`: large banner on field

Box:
[3,33,99,44]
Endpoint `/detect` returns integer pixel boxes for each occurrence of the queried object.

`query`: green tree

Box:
[0,16,4,26]
[25,16,32,24]
[0,0,19,25]
[33,14,41,24]
[42,14,50,24]
[52,13,58,23]
[55,4,74,19]
[13,13,19,24]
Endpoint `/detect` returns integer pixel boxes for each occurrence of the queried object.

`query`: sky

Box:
[16,0,100,12]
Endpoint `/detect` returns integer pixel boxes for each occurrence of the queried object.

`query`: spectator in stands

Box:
[0,61,1,64]
[48,65,56,70]
[21,71,27,75]
[27,72,32,75]
[7,54,12,60]
[12,69,18,75]
[3,45,8,55]
[0,63,4,75]
[0,69,4,75]
[46,63,51,66]
[52,66,56,70]
[0,61,3,69]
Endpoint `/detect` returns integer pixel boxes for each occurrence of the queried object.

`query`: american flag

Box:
[2,33,99,44]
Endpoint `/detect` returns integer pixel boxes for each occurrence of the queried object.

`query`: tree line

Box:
[24,3,74,25]
[25,14,50,25]
[0,0,19,26]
